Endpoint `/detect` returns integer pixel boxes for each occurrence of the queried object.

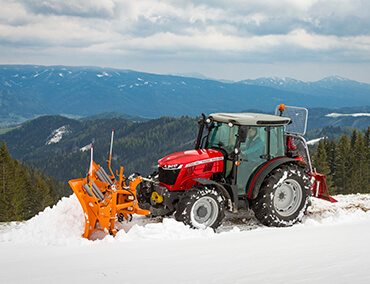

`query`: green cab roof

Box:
[209,112,291,126]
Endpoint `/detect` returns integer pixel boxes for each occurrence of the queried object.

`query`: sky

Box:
[0,0,369,83]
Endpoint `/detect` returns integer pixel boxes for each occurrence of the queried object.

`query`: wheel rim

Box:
[273,179,302,217]
[190,196,219,228]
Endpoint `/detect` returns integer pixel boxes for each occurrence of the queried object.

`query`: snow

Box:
[97,72,109,78]
[80,144,92,152]
[46,125,70,145]
[326,113,370,118]
[307,136,326,145]
[0,194,370,283]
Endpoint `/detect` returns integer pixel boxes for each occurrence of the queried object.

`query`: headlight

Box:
[162,164,183,170]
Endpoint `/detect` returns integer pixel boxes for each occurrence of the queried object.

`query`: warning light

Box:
[278,104,285,116]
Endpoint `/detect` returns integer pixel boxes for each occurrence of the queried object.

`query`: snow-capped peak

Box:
[240,76,303,87]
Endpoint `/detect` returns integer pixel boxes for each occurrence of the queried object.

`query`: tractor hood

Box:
[158,149,224,168]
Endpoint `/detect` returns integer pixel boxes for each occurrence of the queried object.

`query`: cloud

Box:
[19,0,118,18]
[0,0,369,82]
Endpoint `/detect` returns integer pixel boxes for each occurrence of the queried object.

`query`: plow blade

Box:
[309,172,337,203]
[69,161,150,239]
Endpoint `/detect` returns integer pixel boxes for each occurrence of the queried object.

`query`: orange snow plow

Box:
[69,131,150,239]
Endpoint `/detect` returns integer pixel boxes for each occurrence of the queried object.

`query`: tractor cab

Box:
[197,112,290,194]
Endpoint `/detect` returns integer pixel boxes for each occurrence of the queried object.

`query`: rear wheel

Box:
[251,163,311,227]
[175,186,225,229]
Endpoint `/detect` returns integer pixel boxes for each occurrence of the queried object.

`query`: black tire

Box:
[175,186,225,229]
[251,163,311,227]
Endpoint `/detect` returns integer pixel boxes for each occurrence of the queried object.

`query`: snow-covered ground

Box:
[1,194,370,283]
[326,113,370,118]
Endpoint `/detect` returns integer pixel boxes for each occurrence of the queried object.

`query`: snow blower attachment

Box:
[69,130,150,239]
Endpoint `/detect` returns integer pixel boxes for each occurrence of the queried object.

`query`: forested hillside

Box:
[312,128,370,195]
[1,116,199,180]
[0,141,70,222]
[306,106,370,131]
[305,126,359,141]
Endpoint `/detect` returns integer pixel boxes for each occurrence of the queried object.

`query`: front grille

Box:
[158,167,180,185]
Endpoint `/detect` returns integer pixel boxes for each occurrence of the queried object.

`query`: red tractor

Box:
[138,105,336,229]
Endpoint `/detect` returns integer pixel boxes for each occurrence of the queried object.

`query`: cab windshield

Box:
[207,122,238,151]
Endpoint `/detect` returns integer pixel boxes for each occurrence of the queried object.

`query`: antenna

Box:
[108,130,115,177]
[88,144,97,199]
[110,129,114,156]
[89,145,93,177]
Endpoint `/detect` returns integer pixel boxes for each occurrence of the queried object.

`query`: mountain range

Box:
[1,65,369,127]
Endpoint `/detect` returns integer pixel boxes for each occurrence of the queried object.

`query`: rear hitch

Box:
[309,171,337,203]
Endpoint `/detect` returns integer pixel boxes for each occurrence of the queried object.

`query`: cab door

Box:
[236,127,267,194]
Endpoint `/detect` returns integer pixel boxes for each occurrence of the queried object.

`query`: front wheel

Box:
[251,163,311,227]
[175,186,225,229]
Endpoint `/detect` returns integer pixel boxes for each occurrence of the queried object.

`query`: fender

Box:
[193,178,233,210]
[247,157,308,200]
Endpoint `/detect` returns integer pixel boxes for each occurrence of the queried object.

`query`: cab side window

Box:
[270,126,285,158]
[239,127,266,160]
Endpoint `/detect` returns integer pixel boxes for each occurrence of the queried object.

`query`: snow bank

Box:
[304,194,370,225]
[1,193,369,246]
[0,195,89,246]
[0,194,216,246]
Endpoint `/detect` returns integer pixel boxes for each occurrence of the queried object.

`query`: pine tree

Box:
[365,127,370,192]
[31,174,54,215]
[312,140,333,191]
[0,140,14,221]
[11,162,33,221]
[350,132,367,193]
[365,127,370,150]
[334,134,350,194]
[350,130,357,148]
[328,140,337,173]
[323,139,337,192]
